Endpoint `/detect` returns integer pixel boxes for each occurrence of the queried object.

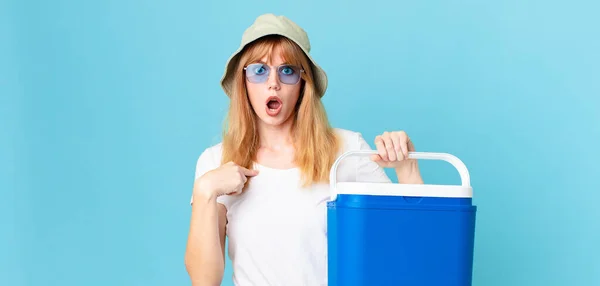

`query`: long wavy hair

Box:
[221,35,340,187]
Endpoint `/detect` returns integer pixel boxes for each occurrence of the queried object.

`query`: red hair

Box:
[221,35,340,187]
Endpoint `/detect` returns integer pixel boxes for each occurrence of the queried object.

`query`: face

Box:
[245,47,303,128]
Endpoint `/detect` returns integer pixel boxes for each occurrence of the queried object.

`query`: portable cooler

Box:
[327,150,476,286]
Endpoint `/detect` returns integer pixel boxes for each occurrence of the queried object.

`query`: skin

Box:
[246,47,301,170]
[184,48,422,286]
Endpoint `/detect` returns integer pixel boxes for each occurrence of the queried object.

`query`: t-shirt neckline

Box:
[253,162,299,172]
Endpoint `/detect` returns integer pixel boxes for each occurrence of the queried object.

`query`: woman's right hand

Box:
[194,161,259,199]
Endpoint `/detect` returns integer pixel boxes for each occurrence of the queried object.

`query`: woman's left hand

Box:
[371,130,415,168]
[371,130,423,184]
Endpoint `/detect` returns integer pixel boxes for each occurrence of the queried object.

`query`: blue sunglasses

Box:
[244,63,304,85]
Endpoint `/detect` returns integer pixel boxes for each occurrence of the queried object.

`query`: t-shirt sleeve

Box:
[194,148,215,182]
[190,147,231,207]
[355,132,392,183]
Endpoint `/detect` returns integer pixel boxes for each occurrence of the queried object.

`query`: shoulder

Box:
[333,128,371,152]
[201,142,224,158]
[332,128,391,183]
[333,127,359,140]
[194,142,223,179]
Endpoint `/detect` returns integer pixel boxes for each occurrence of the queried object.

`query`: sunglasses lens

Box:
[244,64,302,84]
[278,65,301,84]
[245,63,269,83]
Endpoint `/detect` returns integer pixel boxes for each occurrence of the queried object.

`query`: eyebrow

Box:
[252,60,292,66]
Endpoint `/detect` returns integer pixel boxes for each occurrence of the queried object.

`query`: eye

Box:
[281,66,295,75]
[254,66,266,75]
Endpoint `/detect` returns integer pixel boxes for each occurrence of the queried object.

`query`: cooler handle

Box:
[329,150,471,201]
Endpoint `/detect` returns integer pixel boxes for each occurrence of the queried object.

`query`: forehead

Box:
[257,46,287,65]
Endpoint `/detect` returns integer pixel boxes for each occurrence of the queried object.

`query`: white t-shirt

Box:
[191,128,391,286]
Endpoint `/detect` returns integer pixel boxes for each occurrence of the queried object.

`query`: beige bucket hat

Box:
[220,13,328,98]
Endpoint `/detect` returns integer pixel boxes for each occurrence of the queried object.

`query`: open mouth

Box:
[265,96,282,116]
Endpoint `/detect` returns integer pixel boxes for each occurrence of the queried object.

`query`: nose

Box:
[267,68,280,90]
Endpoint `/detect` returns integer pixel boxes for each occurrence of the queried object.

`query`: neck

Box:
[257,118,294,150]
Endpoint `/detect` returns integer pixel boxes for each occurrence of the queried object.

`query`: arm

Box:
[184,158,257,286]
[184,192,227,286]
[395,160,424,184]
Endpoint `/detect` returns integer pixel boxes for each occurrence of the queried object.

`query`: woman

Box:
[185,14,424,286]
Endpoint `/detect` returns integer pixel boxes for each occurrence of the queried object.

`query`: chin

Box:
[257,112,293,127]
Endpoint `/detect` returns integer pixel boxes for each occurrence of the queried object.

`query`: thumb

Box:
[370,154,382,162]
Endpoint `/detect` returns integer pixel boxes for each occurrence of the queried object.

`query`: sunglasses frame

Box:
[243,63,305,85]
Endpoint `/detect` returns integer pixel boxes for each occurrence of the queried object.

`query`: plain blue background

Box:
[2,0,599,285]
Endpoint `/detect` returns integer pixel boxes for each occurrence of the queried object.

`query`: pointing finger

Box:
[240,166,259,177]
